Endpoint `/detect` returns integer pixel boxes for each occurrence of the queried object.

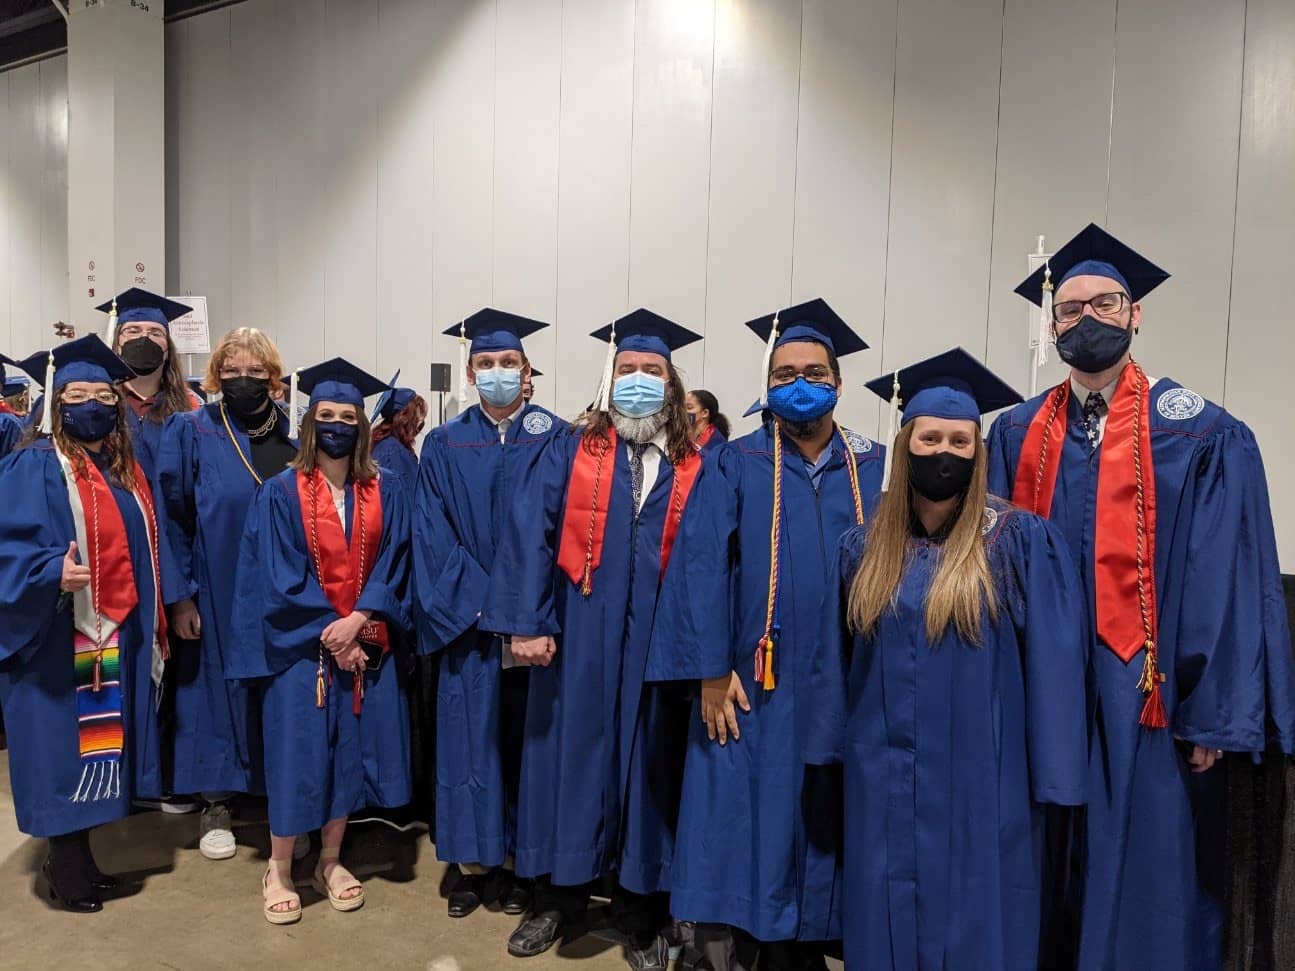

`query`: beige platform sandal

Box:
[312,847,364,912]
[263,859,302,925]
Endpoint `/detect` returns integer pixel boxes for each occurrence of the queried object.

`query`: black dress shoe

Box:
[502,878,532,916]
[86,870,119,892]
[40,860,102,914]
[447,872,485,918]
[507,911,564,958]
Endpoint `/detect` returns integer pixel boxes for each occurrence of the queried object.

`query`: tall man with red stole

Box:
[480,311,704,969]
[985,223,1295,970]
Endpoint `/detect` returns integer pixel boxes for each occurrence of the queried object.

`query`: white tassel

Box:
[104,299,118,347]
[595,320,618,413]
[880,369,901,492]
[456,321,470,406]
[289,369,301,438]
[1037,262,1053,368]
[757,313,781,407]
[38,350,55,435]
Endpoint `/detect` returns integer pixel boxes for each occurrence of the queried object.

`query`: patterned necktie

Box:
[629,443,649,517]
[1082,391,1107,451]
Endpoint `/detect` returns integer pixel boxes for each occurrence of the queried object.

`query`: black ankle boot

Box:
[40,858,102,914]
[78,830,118,891]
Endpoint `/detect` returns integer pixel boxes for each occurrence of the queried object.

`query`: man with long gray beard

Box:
[481,311,705,969]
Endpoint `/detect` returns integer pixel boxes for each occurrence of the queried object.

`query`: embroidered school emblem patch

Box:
[842,428,873,454]
[981,506,999,536]
[522,412,553,436]
[1156,387,1204,421]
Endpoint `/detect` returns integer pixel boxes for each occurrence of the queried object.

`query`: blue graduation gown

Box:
[697,426,726,458]
[479,424,694,894]
[0,411,22,460]
[413,403,565,868]
[228,469,412,836]
[373,436,418,489]
[646,421,885,942]
[0,443,164,836]
[805,498,1089,970]
[124,391,201,480]
[986,376,1295,971]
[155,404,292,795]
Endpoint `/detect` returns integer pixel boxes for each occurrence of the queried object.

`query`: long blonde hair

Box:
[846,423,998,644]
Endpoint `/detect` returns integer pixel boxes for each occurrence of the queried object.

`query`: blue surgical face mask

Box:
[62,401,119,443]
[475,367,523,408]
[316,421,359,459]
[766,376,838,423]
[612,372,667,419]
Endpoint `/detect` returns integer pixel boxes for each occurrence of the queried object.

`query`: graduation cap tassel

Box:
[596,321,618,413]
[104,299,118,346]
[880,369,901,492]
[38,350,56,435]
[757,314,780,408]
[289,369,301,439]
[456,321,470,407]
[1037,262,1053,369]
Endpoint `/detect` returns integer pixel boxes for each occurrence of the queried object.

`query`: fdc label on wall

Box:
[168,296,210,355]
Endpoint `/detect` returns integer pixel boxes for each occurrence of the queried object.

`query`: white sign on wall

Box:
[168,296,210,354]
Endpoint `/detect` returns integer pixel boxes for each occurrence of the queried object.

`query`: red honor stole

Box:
[298,469,387,713]
[695,425,715,452]
[0,401,16,415]
[73,455,169,658]
[556,427,702,596]
[1012,362,1165,728]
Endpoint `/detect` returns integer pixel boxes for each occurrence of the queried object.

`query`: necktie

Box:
[1082,391,1107,451]
[498,417,511,444]
[629,443,649,517]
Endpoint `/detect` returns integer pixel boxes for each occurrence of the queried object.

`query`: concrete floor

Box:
[0,754,846,971]
[0,756,638,971]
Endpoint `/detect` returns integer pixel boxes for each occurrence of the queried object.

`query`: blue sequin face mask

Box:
[766,377,838,423]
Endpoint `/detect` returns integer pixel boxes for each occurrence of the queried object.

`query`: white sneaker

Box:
[199,803,237,860]
[199,827,236,860]
[292,834,311,861]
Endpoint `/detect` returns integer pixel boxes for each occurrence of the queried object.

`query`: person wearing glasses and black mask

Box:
[97,289,203,480]
[986,224,1295,971]
[156,327,297,863]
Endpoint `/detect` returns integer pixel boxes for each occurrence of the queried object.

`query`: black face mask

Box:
[220,376,271,420]
[119,337,166,376]
[909,450,975,503]
[1055,314,1133,373]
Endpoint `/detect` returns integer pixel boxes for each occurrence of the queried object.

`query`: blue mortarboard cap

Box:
[442,308,549,355]
[371,370,418,422]
[15,336,135,390]
[590,308,702,362]
[865,347,1022,425]
[745,298,868,357]
[4,370,31,397]
[1015,223,1170,306]
[295,358,389,408]
[95,287,192,329]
